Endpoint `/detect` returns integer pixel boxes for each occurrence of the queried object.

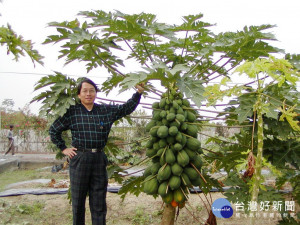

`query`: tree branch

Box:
[124,39,150,68]
[243,75,269,86]
[207,63,238,82]
[140,34,154,62]
[205,57,235,80]
[89,44,125,77]
[200,124,252,128]
[188,56,204,75]
[196,54,227,77]
[181,31,189,58]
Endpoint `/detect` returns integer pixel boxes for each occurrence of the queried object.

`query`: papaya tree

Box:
[204,56,300,224]
[32,10,293,224]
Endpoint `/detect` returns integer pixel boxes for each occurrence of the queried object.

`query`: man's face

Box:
[78,82,96,106]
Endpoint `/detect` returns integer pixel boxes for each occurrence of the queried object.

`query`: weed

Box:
[152,209,163,217]
[128,206,152,225]
[196,204,203,212]
[16,201,45,214]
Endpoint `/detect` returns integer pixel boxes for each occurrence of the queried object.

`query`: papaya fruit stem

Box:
[179,187,189,201]
[141,174,157,184]
[175,119,181,125]
[161,145,169,160]
[190,163,207,184]
[181,133,194,139]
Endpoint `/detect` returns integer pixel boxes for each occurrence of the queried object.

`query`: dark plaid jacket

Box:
[49,92,141,151]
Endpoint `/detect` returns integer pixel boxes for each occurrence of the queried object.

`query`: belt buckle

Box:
[91,148,97,153]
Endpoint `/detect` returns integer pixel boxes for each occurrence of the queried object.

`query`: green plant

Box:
[32,10,300,225]
[16,201,45,214]
[130,207,152,225]
[0,24,44,65]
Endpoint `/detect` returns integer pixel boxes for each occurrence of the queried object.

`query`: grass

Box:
[124,206,162,225]
[0,168,69,191]
[0,199,46,224]
[16,201,45,214]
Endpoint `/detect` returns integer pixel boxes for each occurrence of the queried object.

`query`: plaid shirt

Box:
[49,92,141,151]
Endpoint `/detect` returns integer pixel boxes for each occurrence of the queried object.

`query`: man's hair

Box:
[77,78,98,95]
[9,125,14,129]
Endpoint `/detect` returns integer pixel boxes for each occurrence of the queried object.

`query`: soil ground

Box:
[0,154,298,225]
[0,192,287,225]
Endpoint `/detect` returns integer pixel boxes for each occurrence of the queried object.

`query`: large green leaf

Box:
[31,72,80,118]
[0,24,44,66]
[285,53,300,71]
[118,176,145,201]
[119,72,147,93]
[176,74,205,107]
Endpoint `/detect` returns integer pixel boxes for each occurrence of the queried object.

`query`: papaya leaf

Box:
[101,72,125,95]
[169,64,189,75]
[31,72,80,118]
[235,56,300,86]
[0,24,44,66]
[176,75,205,107]
[264,104,279,120]
[279,103,300,132]
[119,72,147,93]
[118,176,145,201]
[285,53,300,71]
[107,165,124,184]
[235,94,257,123]
[106,164,124,179]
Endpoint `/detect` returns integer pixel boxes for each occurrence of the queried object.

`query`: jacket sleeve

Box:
[49,110,71,151]
[7,131,13,139]
[111,92,141,122]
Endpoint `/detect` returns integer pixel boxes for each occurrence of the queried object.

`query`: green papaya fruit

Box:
[186,138,201,151]
[157,126,169,138]
[177,150,190,167]
[157,164,171,181]
[165,148,176,165]
[169,175,181,190]
[158,181,169,197]
[166,113,176,121]
[171,163,183,176]
[169,126,178,136]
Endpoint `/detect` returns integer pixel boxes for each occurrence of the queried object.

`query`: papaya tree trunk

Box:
[250,94,264,225]
[161,204,176,225]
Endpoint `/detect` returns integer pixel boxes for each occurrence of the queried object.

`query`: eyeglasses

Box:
[81,89,96,94]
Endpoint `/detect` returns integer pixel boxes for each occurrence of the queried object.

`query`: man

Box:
[49,78,144,225]
[4,125,15,156]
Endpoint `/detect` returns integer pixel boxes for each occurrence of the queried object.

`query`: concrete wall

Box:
[0,129,51,153]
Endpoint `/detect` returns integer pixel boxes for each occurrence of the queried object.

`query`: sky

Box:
[0,0,300,115]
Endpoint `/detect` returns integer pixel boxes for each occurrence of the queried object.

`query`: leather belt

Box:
[76,148,103,153]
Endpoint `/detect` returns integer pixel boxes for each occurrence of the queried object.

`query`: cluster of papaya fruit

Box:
[143,88,203,208]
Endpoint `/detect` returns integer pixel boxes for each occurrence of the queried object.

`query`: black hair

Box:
[77,78,98,95]
[9,125,14,129]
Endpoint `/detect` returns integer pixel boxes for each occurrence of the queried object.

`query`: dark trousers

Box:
[5,138,15,155]
[69,151,108,225]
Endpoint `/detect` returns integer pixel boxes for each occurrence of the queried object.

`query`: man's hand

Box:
[135,83,145,94]
[62,147,77,158]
